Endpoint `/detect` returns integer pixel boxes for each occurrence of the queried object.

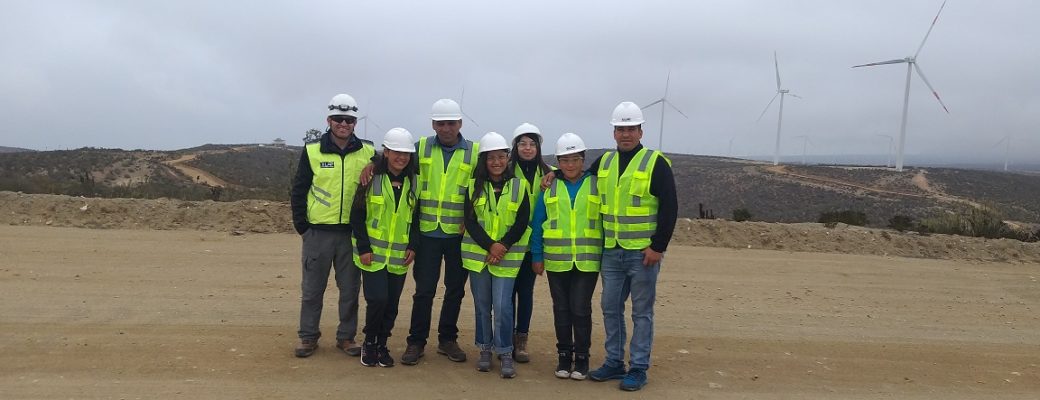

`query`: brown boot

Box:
[294,339,318,358]
[513,332,530,363]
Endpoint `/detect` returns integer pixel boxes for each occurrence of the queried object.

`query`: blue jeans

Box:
[600,248,660,371]
[469,268,516,355]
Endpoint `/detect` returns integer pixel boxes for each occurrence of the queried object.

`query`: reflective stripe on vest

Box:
[306,141,375,225]
[417,136,479,234]
[461,178,531,278]
[542,175,602,272]
[352,174,415,275]
[596,148,668,250]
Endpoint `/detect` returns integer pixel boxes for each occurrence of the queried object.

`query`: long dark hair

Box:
[508,133,552,177]
[353,150,418,209]
[470,150,514,211]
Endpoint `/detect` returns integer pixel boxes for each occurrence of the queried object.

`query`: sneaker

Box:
[620,368,648,391]
[336,339,362,357]
[360,343,379,367]
[500,353,517,378]
[554,351,572,379]
[436,341,467,362]
[513,332,530,363]
[294,339,318,358]
[570,353,589,380]
[476,350,492,372]
[589,363,627,382]
[377,345,395,368]
[400,344,424,365]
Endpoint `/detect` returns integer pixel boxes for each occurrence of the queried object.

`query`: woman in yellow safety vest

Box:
[350,128,421,368]
[530,132,602,381]
[461,132,531,378]
[506,122,553,363]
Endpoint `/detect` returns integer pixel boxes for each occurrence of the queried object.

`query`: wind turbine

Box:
[758,52,801,166]
[994,135,1011,171]
[853,0,950,172]
[358,115,384,140]
[794,135,812,165]
[876,134,894,167]
[459,87,480,127]
[641,71,689,149]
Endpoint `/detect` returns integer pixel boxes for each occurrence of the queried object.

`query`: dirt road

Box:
[1,226,1038,399]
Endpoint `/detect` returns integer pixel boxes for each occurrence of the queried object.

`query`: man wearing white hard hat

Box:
[400,99,480,365]
[349,128,421,368]
[529,132,603,381]
[290,94,377,358]
[580,102,678,391]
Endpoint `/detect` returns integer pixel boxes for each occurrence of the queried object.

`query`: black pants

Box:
[512,252,536,334]
[361,268,407,346]
[407,235,468,346]
[547,267,599,355]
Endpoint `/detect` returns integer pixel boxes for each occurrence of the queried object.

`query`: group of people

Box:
[289,94,677,391]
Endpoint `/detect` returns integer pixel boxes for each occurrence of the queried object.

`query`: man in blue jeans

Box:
[587,101,678,391]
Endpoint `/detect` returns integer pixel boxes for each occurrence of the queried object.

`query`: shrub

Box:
[887,215,915,232]
[818,210,868,227]
[732,208,752,222]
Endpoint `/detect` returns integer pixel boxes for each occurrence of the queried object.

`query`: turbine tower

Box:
[853,0,950,172]
[758,52,801,166]
[995,135,1011,171]
[794,135,812,165]
[876,134,894,167]
[641,71,689,149]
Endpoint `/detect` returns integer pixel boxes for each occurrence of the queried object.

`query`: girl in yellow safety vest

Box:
[461,132,531,378]
[350,128,421,368]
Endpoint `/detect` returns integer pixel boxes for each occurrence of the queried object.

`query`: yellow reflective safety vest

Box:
[596,148,669,250]
[542,175,602,273]
[417,136,480,235]
[514,163,544,219]
[306,141,375,225]
[461,178,531,278]
[351,174,414,275]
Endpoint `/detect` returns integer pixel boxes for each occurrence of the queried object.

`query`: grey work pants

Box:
[297,228,361,342]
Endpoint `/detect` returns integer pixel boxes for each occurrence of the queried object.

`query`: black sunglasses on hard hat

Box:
[330,115,357,124]
[328,104,359,112]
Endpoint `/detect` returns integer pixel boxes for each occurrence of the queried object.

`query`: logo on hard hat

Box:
[622,117,632,121]
[566,145,576,150]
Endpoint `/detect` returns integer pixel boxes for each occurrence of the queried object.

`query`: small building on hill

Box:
[271,138,286,147]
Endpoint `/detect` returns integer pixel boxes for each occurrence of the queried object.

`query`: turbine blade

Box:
[774,52,781,91]
[915,0,948,58]
[664,99,690,119]
[462,110,480,127]
[369,119,384,132]
[640,99,664,110]
[913,63,950,113]
[852,59,908,68]
[756,93,779,122]
[664,70,671,98]
[787,93,803,99]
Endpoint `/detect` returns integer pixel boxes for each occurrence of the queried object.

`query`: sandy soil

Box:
[2,225,1038,399]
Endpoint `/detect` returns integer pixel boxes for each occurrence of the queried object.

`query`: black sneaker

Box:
[377,345,395,368]
[571,353,590,380]
[360,343,379,367]
[554,351,573,379]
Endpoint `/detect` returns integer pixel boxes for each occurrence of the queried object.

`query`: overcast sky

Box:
[2,0,1037,165]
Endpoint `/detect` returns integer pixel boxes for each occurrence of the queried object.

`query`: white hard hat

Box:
[555,132,587,156]
[382,128,416,153]
[328,94,359,117]
[478,132,509,153]
[512,122,542,145]
[431,99,463,121]
[610,101,644,126]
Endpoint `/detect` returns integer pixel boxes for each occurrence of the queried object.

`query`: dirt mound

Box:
[2,191,1037,263]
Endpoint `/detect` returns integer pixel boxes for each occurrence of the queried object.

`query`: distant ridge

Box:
[0,146,35,153]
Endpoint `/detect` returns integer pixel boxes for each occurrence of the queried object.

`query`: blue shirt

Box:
[530,172,592,263]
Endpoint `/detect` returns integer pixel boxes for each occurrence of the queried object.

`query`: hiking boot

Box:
[360,342,379,367]
[589,363,627,382]
[500,353,517,378]
[400,344,424,365]
[513,332,530,363]
[377,345,395,368]
[570,353,589,380]
[554,351,572,379]
[336,339,362,357]
[620,368,648,391]
[476,350,492,372]
[294,339,318,358]
[436,341,467,362]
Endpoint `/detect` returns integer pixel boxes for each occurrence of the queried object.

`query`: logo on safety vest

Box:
[319,161,335,168]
